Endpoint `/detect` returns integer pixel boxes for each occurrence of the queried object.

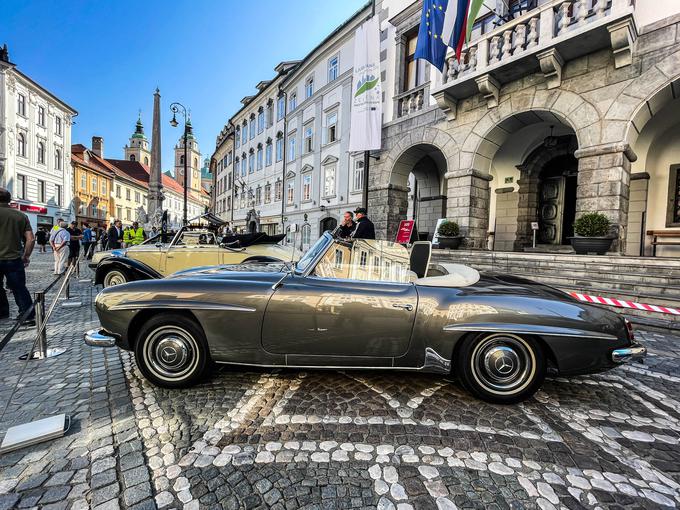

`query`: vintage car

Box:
[92,226,299,288]
[85,233,646,404]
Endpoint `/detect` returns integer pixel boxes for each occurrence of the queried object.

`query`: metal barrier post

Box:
[35,291,47,359]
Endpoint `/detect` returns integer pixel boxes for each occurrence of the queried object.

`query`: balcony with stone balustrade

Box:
[431,0,637,119]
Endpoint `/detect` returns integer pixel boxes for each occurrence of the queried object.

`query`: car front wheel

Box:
[455,333,545,404]
[134,314,210,388]
[103,268,128,288]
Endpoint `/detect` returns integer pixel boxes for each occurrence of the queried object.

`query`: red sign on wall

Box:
[9,202,48,214]
[395,220,415,244]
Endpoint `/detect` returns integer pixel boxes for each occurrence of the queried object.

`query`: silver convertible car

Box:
[86,233,645,404]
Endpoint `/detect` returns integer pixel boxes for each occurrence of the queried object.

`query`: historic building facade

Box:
[71,140,114,227]
[211,123,234,221]
[0,45,76,230]
[372,0,680,256]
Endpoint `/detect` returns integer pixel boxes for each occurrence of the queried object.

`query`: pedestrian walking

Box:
[50,220,70,275]
[0,187,36,326]
[107,220,123,249]
[36,227,48,253]
[351,207,376,240]
[67,221,82,276]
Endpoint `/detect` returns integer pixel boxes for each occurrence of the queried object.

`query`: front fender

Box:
[94,256,163,285]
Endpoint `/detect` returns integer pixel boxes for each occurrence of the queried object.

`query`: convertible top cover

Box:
[221,232,286,247]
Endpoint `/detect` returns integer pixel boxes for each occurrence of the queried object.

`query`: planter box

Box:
[437,236,463,250]
[569,236,614,255]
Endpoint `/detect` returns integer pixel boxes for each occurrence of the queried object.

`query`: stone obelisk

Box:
[148,88,164,228]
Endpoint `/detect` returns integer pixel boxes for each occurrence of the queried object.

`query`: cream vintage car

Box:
[92,226,299,288]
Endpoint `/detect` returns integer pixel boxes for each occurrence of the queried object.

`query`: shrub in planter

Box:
[570,212,614,255]
[436,220,463,249]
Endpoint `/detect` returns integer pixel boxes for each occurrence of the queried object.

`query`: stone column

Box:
[574,142,637,254]
[494,187,519,252]
[445,168,492,249]
[369,184,408,241]
[514,165,540,250]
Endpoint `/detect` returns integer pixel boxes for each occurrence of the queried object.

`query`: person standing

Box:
[351,207,376,240]
[81,223,94,260]
[338,211,356,239]
[124,221,146,246]
[50,220,70,275]
[107,220,123,249]
[36,227,48,253]
[67,221,82,275]
[0,188,36,325]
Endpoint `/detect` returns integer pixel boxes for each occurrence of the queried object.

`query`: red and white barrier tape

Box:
[569,292,680,316]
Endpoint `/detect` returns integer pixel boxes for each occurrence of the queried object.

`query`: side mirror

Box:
[155,242,162,248]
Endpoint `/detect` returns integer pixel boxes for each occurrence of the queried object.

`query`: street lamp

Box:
[169,102,188,225]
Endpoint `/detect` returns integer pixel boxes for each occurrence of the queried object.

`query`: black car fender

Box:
[94,256,163,286]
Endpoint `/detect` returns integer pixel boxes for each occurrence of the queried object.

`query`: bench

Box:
[647,230,680,256]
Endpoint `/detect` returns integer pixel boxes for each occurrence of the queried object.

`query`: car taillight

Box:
[624,318,635,342]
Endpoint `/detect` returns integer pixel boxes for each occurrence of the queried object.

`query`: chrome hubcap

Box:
[105,271,125,287]
[471,334,535,395]
[143,326,198,381]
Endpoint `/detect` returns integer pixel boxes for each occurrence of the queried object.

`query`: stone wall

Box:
[493,188,519,252]
[626,172,650,256]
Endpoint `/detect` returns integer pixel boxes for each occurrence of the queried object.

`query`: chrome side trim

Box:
[442,323,618,341]
[423,347,451,372]
[84,329,116,348]
[612,345,647,363]
[215,360,426,371]
[109,300,256,312]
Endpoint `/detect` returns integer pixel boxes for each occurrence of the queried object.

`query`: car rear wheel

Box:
[134,314,210,388]
[456,333,545,404]
[103,268,128,288]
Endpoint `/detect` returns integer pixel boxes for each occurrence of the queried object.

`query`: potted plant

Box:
[569,213,615,255]
[436,220,463,249]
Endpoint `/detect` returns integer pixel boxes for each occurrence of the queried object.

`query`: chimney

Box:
[92,136,104,158]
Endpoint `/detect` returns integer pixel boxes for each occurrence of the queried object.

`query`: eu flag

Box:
[414,0,450,71]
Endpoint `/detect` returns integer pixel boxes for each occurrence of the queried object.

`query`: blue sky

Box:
[3,0,367,173]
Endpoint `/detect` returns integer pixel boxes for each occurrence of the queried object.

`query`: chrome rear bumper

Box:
[611,344,647,363]
[84,329,117,348]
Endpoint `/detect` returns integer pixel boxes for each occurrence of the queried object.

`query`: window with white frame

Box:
[324,164,336,197]
[277,96,285,120]
[353,160,364,191]
[305,76,314,98]
[266,99,274,127]
[328,55,339,82]
[55,116,62,136]
[54,148,62,170]
[256,186,262,205]
[265,139,273,166]
[16,174,26,199]
[37,106,45,126]
[248,151,255,173]
[258,108,265,133]
[275,180,282,201]
[257,144,263,170]
[289,92,297,112]
[101,180,107,195]
[82,174,88,190]
[276,134,284,162]
[17,132,26,157]
[249,115,256,139]
[241,123,248,145]
[302,223,311,247]
[38,180,46,203]
[235,127,241,149]
[17,94,26,117]
[135,191,141,203]
[287,182,294,205]
[241,155,247,176]
[55,184,62,206]
[304,124,313,154]
[37,140,45,164]
[265,183,272,203]
[289,134,296,161]
[326,111,338,144]
[92,176,98,193]
[126,188,131,200]
[302,174,312,201]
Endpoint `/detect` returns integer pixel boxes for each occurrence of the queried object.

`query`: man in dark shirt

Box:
[351,207,376,240]
[338,211,356,239]
[67,221,82,274]
[0,188,35,325]
[107,220,123,249]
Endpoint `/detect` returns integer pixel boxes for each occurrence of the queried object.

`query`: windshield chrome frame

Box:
[294,232,334,277]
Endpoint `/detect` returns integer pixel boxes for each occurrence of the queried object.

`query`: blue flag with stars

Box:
[414,0,450,71]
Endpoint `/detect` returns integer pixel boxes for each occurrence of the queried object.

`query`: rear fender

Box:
[94,256,162,285]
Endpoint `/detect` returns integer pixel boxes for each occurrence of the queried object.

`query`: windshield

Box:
[295,233,332,273]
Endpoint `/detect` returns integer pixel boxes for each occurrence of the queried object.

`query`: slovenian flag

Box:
[415,0,484,69]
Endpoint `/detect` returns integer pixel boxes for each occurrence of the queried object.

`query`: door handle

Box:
[392,303,414,311]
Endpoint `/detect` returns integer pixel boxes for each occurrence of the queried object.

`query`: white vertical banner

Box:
[349,16,382,153]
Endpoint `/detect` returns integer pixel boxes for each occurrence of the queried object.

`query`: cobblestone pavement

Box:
[1,253,680,509]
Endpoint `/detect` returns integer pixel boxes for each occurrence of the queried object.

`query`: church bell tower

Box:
[124,113,151,166]
[174,118,201,193]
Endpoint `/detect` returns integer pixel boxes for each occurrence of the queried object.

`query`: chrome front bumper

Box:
[84,329,117,348]
[611,344,647,363]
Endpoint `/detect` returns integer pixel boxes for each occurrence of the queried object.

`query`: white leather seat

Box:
[415,263,480,288]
